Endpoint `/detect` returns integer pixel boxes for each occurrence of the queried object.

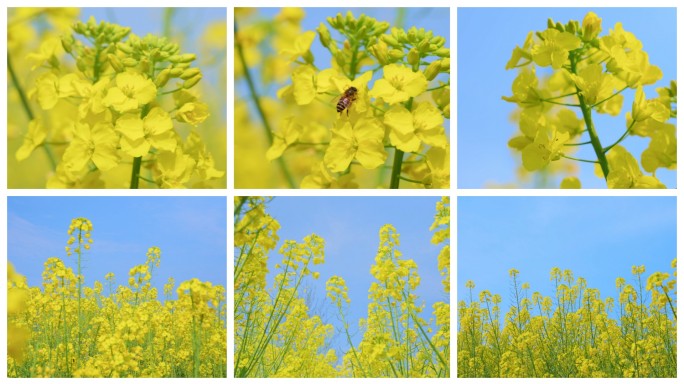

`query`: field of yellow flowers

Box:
[7,218,227,378]
[234,197,450,377]
[235,8,450,188]
[458,262,676,378]
[7,8,226,188]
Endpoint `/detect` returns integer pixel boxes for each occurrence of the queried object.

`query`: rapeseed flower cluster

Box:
[458,261,676,377]
[235,197,450,377]
[8,9,226,188]
[7,218,226,378]
[504,12,676,188]
[235,9,450,188]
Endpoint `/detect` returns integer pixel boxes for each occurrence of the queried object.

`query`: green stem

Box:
[129,156,142,189]
[603,120,636,153]
[564,140,592,147]
[389,148,404,189]
[399,176,427,185]
[8,50,57,170]
[561,154,598,164]
[592,86,628,109]
[427,82,450,92]
[235,22,295,188]
[571,54,609,179]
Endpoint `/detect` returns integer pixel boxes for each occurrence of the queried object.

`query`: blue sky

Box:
[458,197,676,313]
[262,197,448,355]
[235,7,450,135]
[8,197,227,300]
[458,8,676,188]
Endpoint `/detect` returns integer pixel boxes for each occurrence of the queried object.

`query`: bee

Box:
[336,86,358,116]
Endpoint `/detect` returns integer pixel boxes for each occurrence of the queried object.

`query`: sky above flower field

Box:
[8,197,227,300]
[263,197,448,354]
[458,197,676,311]
[458,8,676,188]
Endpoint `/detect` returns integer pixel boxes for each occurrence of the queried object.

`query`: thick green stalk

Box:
[8,50,57,170]
[234,22,295,188]
[129,156,142,188]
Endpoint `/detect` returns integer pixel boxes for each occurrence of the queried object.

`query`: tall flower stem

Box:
[8,50,57,170]
[234,22,295,188]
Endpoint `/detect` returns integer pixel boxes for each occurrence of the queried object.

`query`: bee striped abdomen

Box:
[337,98,352,113]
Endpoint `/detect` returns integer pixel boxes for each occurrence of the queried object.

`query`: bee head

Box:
[349,86,358,93]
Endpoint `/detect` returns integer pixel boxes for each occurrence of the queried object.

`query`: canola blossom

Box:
[234,197,450,377]
[7,218,227,378]
[235,9,450,189]
[458,261,676,378]
[7,8,226,188]
[504,12,676,189]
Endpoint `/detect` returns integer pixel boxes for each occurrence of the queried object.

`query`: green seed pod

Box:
[180,68,201,80]
[156,68,172,87]
[108,54,124,72]
[424,60,441,81]
[183,74,202,89]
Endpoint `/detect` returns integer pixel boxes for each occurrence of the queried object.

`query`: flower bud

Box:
[336,13,344,28]
[108,54,124,72]
[168,53,196,63]
[434,48,450,58]
[407,26,418,42]
[180,68,201,80]
[317,22,332,48]
[440,58,450,71]
[424,60,441,81]
[121,57,138,67]
[117,42,133,54]
[169,68,184,77]
[369,41,389,65]
[407,48,420,66]
[582,12,602,42]
[183,74,202,89]
[61,35,75,54]
[381,34,401,48]
[156,68,171,87]
[555,22,565,32]
[388,49,404,60]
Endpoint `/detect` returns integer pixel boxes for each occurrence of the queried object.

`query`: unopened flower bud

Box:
[407,48,420,66]
[180,68,201,80]
[108,54,124,72]
[582,12,602,41]
[183,74,202,89]
[317,22,332,48]
[156,68,171,87]
[424,60,441,81]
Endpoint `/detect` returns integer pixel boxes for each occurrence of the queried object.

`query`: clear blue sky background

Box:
[236,7,450,135]
[458,197,676,314]
[8,197,227,300]
[458,8,676,188]
[263,197,448,356]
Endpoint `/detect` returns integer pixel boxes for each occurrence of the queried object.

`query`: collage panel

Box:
[457,196,676,378]
[7,196,228,377]
[7,7,226,189]
[457,8,676,189]
[234,196,450,377]
[234,7,450,189]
